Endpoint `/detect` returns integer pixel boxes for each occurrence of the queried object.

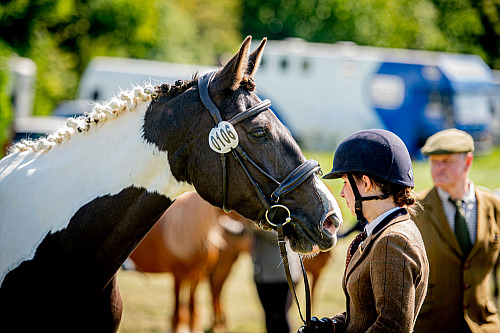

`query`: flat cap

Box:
[421,128,474,155]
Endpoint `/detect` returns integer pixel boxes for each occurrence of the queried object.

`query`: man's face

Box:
[429,153,472,191]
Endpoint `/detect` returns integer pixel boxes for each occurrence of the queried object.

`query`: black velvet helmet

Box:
[323,129,414,223]
[323,129,414,187]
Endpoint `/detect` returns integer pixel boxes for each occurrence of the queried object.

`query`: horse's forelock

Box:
[239,76,256,91]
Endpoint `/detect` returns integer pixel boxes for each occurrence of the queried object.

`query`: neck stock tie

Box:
[345,230,367,268]
[449,198,472,257]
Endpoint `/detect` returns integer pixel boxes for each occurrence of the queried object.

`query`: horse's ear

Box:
[213,36,252,92]
[246,38,267,79]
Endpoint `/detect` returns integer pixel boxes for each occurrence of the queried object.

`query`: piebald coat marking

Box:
[0,90,194,285]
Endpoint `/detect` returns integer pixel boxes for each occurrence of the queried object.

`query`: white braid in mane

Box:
[8,84,159,155]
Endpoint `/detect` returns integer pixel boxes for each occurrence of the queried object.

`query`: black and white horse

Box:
[0,37,342,331]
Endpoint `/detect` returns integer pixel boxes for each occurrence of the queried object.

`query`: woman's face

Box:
[340,175,358,217]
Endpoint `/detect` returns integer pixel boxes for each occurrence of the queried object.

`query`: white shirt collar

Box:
[365,207,401,236]
[436,180,475,204]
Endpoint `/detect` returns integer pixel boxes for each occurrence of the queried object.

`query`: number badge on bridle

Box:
[208,121,238,153]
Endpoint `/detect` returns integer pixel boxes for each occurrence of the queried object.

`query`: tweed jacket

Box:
[413,187,500,333]
[332,209,429,333]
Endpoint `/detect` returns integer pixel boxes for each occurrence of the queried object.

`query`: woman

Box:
[299,129,429,333]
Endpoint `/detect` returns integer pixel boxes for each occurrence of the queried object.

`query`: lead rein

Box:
[277,223,312,328]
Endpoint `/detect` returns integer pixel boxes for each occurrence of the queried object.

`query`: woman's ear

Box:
[361,175,373,193]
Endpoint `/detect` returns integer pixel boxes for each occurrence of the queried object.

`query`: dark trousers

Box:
[256,282,291,333]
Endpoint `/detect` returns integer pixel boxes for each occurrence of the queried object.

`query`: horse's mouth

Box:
[287,210,342,254]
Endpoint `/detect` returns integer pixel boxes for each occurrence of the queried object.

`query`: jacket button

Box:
[463,304,469,309]
[464,283,470,290]
[463,263,470,270]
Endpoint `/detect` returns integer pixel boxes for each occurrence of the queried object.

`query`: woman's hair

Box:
[352,173,416,207]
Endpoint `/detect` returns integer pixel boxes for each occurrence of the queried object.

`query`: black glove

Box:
[297,316,335,332]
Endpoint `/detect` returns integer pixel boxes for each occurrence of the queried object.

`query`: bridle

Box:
[198,70,315,328]
[198,70,321,227]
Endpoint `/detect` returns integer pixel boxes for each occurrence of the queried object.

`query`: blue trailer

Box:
[372,56,493,157]
[253,39,494,156]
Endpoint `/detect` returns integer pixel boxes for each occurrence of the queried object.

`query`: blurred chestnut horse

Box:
[129,191,253,332]
[129,191,334,332]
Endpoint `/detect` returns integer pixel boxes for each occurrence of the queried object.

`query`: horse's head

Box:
[145,36,342,254]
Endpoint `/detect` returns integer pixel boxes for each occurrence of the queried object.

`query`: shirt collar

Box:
[436,181,475,204]
[365,206,401,236]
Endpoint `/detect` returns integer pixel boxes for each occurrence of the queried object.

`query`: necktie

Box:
[345,230,367,268]
[449,198,472,257]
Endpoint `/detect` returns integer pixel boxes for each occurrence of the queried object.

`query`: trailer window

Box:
[453,94,491,125]
[368,74,405,109]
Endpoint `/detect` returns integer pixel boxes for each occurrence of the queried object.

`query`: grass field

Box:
[117,148,500,333]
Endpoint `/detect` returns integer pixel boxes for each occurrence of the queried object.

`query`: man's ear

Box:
[465,152,474,171]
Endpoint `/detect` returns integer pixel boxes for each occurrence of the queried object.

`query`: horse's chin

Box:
[286,219,339,254]
[288,234,338,254]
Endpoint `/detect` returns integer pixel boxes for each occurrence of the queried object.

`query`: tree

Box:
[242,0,500,68]
[0,0,241,130]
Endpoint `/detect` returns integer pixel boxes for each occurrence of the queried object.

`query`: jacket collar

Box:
[421,187,463,257]
[344,208,408,281]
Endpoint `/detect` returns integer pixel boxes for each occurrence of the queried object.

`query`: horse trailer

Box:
[252,39,494,156]
[7,40,496,157]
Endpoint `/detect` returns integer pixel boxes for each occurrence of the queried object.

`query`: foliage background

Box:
[0,0,242,145]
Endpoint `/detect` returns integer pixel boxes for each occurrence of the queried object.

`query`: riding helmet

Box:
[323,129,414,187]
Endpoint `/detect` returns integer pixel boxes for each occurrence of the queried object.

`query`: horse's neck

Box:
[36,100,193,201]
[0,99,194,285]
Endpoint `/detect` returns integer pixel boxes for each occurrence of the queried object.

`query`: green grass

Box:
[117,147,500,333]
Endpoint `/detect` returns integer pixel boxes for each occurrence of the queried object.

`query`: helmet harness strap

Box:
[346,174,389,223]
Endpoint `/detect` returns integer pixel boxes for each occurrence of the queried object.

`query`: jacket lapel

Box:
[423,187,462,257]
[344,211,408,283]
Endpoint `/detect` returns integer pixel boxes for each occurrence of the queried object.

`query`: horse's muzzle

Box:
[323,212,342,235]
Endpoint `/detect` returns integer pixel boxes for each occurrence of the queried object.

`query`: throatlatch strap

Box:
[277,223,312,328]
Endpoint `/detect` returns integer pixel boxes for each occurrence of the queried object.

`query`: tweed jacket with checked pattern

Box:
[413,186,500,333]
[332,210,429,333]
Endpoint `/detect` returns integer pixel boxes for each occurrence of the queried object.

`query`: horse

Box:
[493,255,500,306]
[129,191,252,332]
[130,191,338,332]
[0,36,343,331]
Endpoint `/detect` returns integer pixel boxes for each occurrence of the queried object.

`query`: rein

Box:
[277,222,312,328]
[198,70,314,328]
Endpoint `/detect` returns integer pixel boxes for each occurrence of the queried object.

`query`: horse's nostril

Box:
[332,214,341,228]
[323,214,341,234]
[324,216,333,229]
[322,216,334,235]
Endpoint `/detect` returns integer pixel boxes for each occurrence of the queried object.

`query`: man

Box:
[414,128,500,333]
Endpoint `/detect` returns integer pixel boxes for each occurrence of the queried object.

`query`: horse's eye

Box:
[250,128,267,140]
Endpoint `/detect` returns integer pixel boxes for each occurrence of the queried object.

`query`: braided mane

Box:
[8,73,256,155]
[8,79,192,155]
